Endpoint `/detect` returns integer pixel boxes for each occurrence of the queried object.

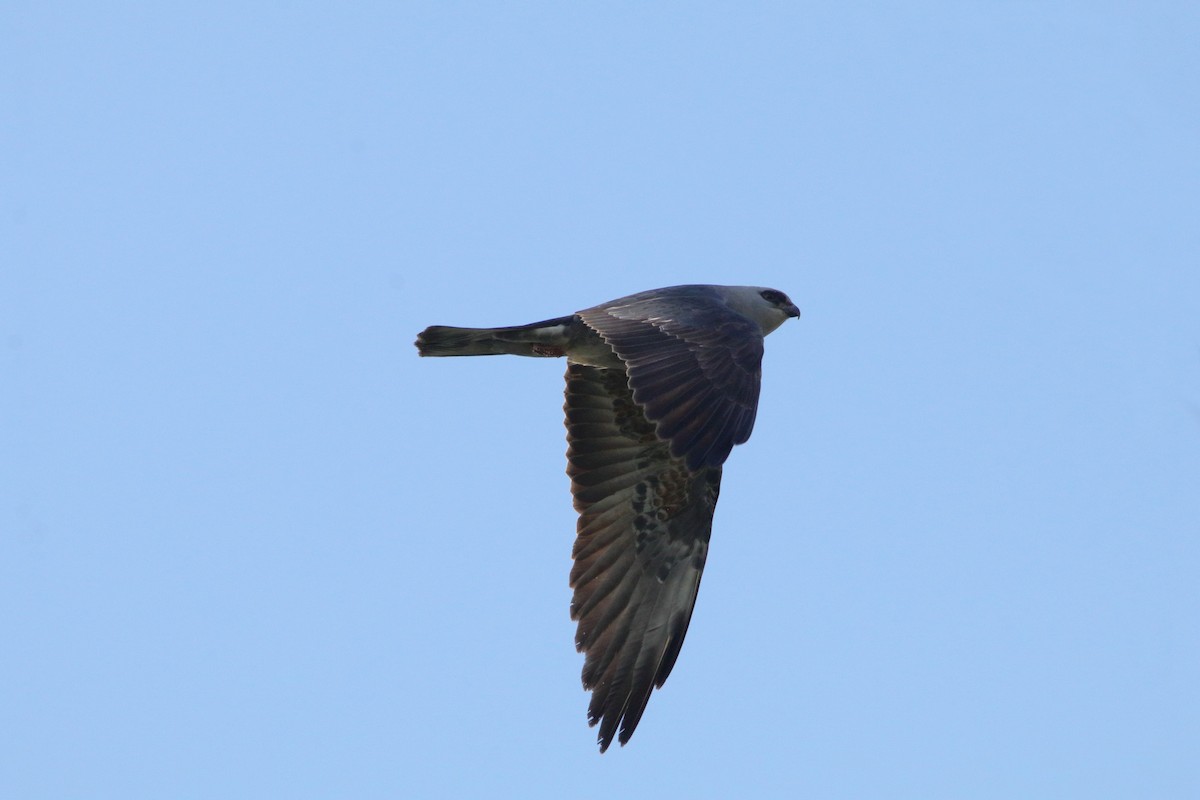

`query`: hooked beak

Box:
[785,303,801,319]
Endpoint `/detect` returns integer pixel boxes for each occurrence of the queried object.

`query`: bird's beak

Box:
[786,304,801,319]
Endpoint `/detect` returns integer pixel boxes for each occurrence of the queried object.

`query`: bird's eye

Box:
[760,289,787,305]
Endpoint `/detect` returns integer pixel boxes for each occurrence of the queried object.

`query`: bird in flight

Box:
[415,284,800,751]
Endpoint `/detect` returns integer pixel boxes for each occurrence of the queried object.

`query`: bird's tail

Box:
[415,315,576,357]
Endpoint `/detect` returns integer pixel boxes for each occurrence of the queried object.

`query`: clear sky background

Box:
[3,3,1198,798]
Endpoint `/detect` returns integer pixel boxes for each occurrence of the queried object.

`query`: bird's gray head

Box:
[721,286,801,334]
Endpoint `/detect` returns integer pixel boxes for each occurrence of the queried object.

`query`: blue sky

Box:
[3,3,1198,797]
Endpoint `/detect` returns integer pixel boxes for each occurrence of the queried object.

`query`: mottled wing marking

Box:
[564,362,721,752]
[576,288,765,470]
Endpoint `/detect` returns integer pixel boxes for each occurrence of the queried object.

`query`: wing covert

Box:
[576,287,765,470]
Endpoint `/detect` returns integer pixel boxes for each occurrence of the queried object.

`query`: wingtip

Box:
[595,730,626,754]
[589,715,614,754]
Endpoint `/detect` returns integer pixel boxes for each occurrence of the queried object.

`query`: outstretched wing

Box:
[564,362,721,752]
[576,286,765,471]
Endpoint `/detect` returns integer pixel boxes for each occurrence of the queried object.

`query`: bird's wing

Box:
[564,362,721,752]
[576,287,765,470]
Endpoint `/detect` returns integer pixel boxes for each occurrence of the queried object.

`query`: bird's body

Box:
[416,284,799,751]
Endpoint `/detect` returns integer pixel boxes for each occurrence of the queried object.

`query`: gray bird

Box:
[415,284,800,751]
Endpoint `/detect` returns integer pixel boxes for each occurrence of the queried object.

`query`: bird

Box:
[415,284,800,751]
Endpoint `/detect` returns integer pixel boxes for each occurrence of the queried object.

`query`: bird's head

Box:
[723,286,800,334]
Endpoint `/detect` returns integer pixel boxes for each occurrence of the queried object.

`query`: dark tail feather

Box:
[415,315,575,357]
